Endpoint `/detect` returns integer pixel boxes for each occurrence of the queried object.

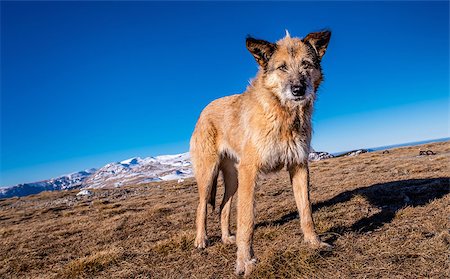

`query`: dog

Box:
[190,30,331,276]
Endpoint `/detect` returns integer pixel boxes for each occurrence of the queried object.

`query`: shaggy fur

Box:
[190,30,331,276]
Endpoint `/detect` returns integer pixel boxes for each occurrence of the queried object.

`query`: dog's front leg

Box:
[289,163,329,248]
[235,162,258,276]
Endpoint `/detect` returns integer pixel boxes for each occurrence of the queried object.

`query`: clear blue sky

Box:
[1,1,449,187]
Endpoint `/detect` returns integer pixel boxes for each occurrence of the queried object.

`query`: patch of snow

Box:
[76,189,92,196]
[140,177,162,183]
[120,157,140,166]
[335,149,369,157]
[309,151,334,161]
[159,169,192,181]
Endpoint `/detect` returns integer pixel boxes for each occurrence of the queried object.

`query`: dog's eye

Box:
[277,64,288,72]
[302,61,314,69]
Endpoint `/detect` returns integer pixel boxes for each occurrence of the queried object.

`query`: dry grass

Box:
[0,141,449,278]
[61,247,124,278]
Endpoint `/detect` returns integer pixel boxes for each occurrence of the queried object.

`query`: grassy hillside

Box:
[1,141,449,278]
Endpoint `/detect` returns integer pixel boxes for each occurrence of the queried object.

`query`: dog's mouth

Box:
[290,94,310,102]
[293,96,306,101]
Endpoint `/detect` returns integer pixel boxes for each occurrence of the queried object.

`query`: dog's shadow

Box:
[256,178,449,243]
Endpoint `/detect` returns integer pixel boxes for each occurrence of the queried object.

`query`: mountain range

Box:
[0,153,192,199]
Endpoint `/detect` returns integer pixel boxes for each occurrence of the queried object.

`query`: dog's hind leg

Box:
[193,152,219,249]
[219,157,238,245]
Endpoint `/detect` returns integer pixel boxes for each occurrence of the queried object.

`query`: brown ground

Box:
[0,141,449,279]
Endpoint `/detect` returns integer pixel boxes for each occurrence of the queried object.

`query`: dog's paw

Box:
[304,237,332,250]
[314,241,333,251]
[319,241,333,250]
[194,236,208,249]
[235,258,257,277]
[222,235,236,245]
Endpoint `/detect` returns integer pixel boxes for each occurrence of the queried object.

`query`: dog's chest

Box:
[256,115,310,171]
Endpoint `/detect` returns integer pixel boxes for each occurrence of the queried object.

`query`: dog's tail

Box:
[207,175,218,210]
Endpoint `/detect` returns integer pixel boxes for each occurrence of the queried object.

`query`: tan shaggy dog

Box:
[190,30,332,276]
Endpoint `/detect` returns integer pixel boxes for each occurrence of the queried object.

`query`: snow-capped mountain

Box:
[1,150,339,199]
[0,169,96,199]
[0,153,192,199]
[84,152,192,188]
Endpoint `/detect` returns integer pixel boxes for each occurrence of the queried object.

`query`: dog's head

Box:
[246,30,331,105]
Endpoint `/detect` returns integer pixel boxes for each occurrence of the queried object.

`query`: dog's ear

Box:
[246,37,276,67]
[303,30,331,59]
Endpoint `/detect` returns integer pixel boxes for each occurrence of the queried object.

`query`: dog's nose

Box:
[291,85,305,97]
